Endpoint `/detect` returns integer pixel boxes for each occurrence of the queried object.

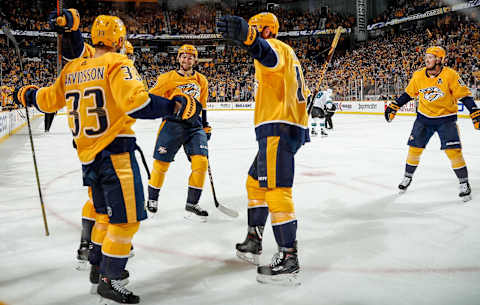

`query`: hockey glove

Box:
[13,85,39,107]
[471,108,480,130]
[172,94,202,124]
[384,102,400,122]
[217,16,257,47]
[48,8,80,33]
[203,124,212,141]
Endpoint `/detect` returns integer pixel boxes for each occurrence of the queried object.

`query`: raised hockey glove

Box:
[471,108,480,130]
[172,94,202,124]
[203,124,212,141]
[217,16,257,47]
[384,102,400,122]
[48,8,80,33]
[13,85,39,107]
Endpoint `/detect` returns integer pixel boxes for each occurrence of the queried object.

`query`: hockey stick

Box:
[207,161,239,218]
[2,25,50,236]
[307,26,343,115]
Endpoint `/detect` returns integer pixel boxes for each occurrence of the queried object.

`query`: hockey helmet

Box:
[248,12,279,36]
[91,15,126,49]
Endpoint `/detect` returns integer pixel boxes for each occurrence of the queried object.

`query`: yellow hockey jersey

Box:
[253,39,309,131]
[149,70,208,108]
[406,67,472,119]
[35,52,149,164]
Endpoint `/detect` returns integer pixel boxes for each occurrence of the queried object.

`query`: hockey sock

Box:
[445,149,468,182]
[246,175,268,226]
[187,155,208,204]
[101,222,139,279]
[81,198,96,242]
[89,213,109,265]
[266,187,297,248]
[272,220,297,248]
[405,146,424,177]
[81,219,95,243]
[148,160,170,201]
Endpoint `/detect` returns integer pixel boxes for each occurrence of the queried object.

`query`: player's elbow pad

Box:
[459,96,477,113]
[247,38,277,68]
[395,92,413,107]
[128,94,175,119]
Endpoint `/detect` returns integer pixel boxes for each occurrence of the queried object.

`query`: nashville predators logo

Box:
[419,87,444,102]
[178,83,200,100]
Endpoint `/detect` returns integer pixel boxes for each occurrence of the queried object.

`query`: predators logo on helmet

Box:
[91,15,126,49]
[248,12,279,36]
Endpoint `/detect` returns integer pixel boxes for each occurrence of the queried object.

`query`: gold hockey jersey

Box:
[35,52,149,164]
[406,67,472,119]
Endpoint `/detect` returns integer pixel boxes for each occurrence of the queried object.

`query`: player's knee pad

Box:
[81,199,96,221]
[188,155,208,189]
[91,213,109,246]
[265,187,295,225]
[246,175,267,208]
[149,160,171,189]
[407,146,424,166]
[102,222,140,258]
[445,148,466,169]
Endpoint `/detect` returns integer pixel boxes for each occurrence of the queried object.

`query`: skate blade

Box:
[98,297,120,305]
[256,271,301,286]
[461,195,472,202]
[236,250,260,265]
[398,188,407,194]
[75,259,89,271]
[90,284,98,295]
[184,211,207,223]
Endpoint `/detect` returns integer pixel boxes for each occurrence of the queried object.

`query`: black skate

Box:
[235,226,263,265]
[146,199,158,214]
[311,129,318,137]
[98,275,139,304]
[320,129,328,137]
[90,265,130,295]
[398,176,412,193]
[459,181,472,202]
[185,203,208,222]
[75,241,90,271]
[256,242,300,286]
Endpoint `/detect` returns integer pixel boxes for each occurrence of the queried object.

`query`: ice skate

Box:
[398,176,412,193]
[75,241,90,271]
[97,275,139,304]
[320,129,328,137]
[146,199,158,214]
[311,129,318,137]
[235,226,263,265]
[256,242,300,286]
[90,265,130,295]
[184,203,208,222]
[459,181,472,202]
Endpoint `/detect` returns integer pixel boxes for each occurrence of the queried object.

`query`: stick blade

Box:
[217,203,239,218]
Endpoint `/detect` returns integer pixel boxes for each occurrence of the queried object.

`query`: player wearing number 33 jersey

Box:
[12,14,200,304]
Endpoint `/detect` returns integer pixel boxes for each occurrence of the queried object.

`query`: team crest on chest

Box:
[178,83,200,99]
[419,87,444,102]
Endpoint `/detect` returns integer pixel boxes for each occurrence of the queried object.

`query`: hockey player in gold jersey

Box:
[385,46,479,202]
[218,12,309,285]
[48,9,141,272]
[14,14,200,304]
[146,44,212,221]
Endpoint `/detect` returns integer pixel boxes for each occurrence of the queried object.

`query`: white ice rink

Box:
[1,111,479,305]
